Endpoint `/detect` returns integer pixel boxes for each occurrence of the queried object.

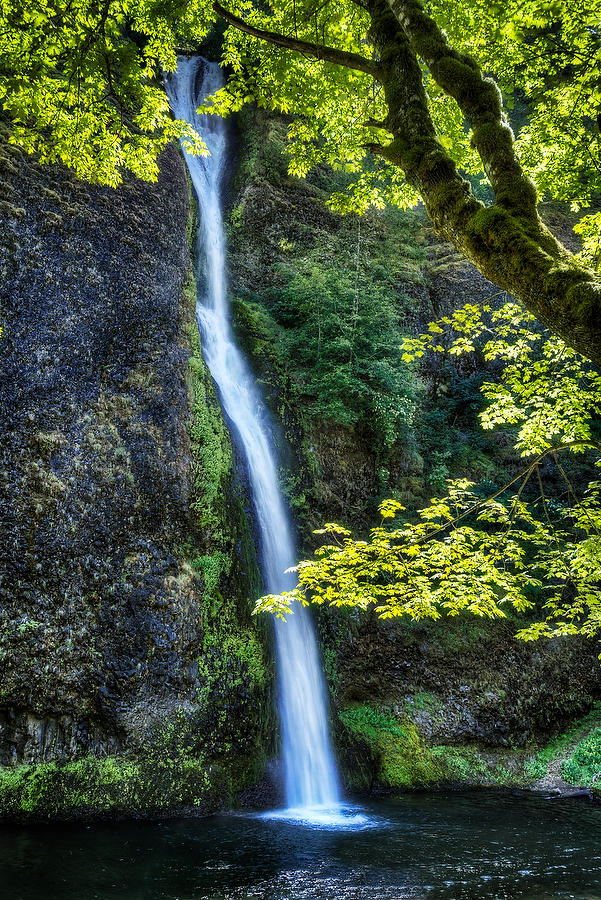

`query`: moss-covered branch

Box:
[213,1,381,77]
[362,0,601,366]
[386,0,537,217]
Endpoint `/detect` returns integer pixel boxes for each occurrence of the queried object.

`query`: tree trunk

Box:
[367,0,601,365]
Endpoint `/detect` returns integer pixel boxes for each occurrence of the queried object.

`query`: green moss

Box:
[0,199,25,220]
[0,701,269,821]
[185,292,232,542]
[405,691,439,713]
[430,745,523,787]
[178,249,272,789]
[340,705,441,787]
[0,751,243,820]
[566,278,601,324]
[464,204,515,242]
[339,703,533,790]
[182,295,269,703]
[315,607,356,701]
[192,550,230,602]
[232,296,282,373]
[199,594,267,695]
[228,109,289,199]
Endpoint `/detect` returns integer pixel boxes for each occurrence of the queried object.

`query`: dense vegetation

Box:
[228,112,518,525]
[260,236,414,443]
[258,295,601,645]
[229,116,426,458]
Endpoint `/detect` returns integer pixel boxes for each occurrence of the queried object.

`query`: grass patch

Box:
[561,727,601,786]
[524,701,601,781]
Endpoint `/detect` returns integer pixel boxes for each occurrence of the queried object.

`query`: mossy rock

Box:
[0,750,262,822]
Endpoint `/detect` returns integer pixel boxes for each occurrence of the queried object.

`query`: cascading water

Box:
[167,57,359,825]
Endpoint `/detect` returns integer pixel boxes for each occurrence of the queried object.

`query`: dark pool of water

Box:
[2,792,601,899]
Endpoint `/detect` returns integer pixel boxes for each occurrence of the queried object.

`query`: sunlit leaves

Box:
[208,0,381,213]
[428,0,601,222]
[574,213,601,269]
[3,0,601,232]
[479,340,601,455]
[401,301,601,456]
[207,0,601,231]
[254,486,542,622]
[0,0,208,184]
[257,298,601,648]
[255,468,601,645]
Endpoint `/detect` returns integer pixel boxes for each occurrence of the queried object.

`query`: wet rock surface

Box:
[338,616,601,748]
[0,133,270,810]
[0,136,196,764]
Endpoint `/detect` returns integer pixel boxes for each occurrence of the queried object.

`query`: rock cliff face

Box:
[332,614,601,791]
[0,130,271,819]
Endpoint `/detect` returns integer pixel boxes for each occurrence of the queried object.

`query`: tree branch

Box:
[385,0,537,217]
[214,0,601,364]
[363,140,388,155]
[411,439,601,548]
[362,117,389,128]
[213,1,381,78]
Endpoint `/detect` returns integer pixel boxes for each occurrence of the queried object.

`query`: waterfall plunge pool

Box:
[2,791,601,899]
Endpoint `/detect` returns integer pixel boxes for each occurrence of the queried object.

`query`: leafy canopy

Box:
[2,0,600,251]
[402,302,601,456]
[204,0,600,251]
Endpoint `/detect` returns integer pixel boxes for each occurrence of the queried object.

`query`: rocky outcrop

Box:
[337,615,601,745]
[0,130,271,819]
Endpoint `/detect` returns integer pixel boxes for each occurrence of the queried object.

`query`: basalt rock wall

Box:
[0,130,271,820]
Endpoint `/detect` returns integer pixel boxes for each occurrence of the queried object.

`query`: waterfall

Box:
[166,57,347,821]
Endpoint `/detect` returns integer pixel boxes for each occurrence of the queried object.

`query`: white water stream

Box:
[167,57,355,824]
